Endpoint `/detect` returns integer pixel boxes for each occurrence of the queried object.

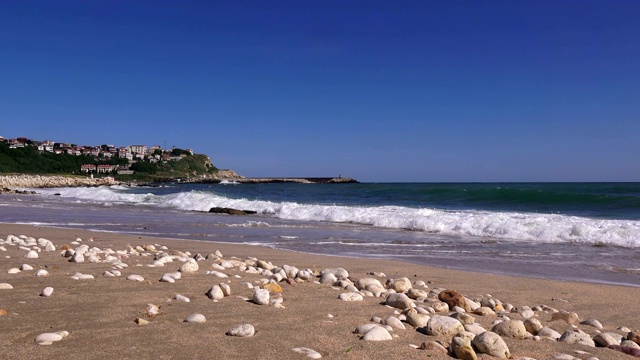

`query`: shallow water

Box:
[2,191,640,287]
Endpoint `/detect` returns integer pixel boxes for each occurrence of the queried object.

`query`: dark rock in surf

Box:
[208,207,257,215]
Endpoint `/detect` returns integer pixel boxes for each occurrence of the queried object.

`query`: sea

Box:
[2,182,640,287]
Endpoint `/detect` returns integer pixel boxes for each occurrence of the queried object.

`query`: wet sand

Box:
[1,223,639,359]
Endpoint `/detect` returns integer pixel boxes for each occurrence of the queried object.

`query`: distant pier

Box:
[237,177,358,184]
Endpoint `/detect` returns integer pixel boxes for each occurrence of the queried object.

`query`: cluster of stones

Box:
[3,232,640,359]
[325,270,640,359]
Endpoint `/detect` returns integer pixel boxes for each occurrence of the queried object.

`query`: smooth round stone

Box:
[20,264,33,271]
[35,269,49,277]
[472,331,510,358]
[252,288,269,305]
[207,285,224,301]
[226,324,255,337]
[41,287,54,297]
[384,293,415,310]
[425,315,464,336]
[362,326,393,341]
[537,327,561,340]
[70,252,85,263]
[160,274,175,283]
[0,283,14,290]
[184,314,206,323]
[25,250,39,259]
[8,268,20,274]
[558,330,595,346]
[338,292,363,302]
[127,274,145,282]
[174,294,190,302]
[179,260,199,273]
[292,347,322,359]
[219,283,231,296]
[580,318,604,329]
[354,323,382,335]
[34,332,63,345]
[382,316,406,330]
[209,271,228,278]
[491,320,527,339]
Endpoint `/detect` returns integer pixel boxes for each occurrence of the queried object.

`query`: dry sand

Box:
[1,223,639,360]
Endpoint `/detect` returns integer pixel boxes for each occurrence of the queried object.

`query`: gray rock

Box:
[558,330,595,347]
[472,331,511,359]
[338,292,363,302]
[491,320,527,339]
[537,327,561,340]
[424,315,464,336]
[593,332,622,347]
[580,318,603,329]
[381,316,405,330]
[226,324,255,337]
[384,293,415,310]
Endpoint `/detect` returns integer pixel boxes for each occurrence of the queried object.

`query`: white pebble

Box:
[41,287,54,297]
[0,283,14,289]
[20,264,33,271]
[184,314,206,323]
[127,274,145,282]
[8,268,20,274]
[174,294,190,302]
[226,324,255,337]
[35,269,49,277]
[25,250,39,259]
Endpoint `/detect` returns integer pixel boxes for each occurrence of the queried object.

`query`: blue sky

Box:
[1,1,639,182]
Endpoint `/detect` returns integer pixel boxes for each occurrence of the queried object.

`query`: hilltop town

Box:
[0,135,235,184]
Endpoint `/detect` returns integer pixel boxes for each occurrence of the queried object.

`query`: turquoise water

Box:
[3,182,640,286]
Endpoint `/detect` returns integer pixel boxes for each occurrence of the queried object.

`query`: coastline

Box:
[2,223,640,359]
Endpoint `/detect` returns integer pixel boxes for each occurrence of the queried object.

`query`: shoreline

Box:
[1,223,640,359]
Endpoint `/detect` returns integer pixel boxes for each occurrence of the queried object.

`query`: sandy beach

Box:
[1,223,639,359]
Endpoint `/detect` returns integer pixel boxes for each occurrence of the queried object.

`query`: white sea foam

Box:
[35,186,640,248]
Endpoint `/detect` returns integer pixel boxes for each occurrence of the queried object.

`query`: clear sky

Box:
[1,1,639,182]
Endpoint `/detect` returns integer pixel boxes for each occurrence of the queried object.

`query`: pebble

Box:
[8,268,20,274]
[291,347,322,359]
[362,326,393,341]
[424,315,464,336]
[41,287,54,297]
[34,331,68,345]
[207,285,225,301]
[146,303,159,318]
[160,274,175,283]
[338,292,363,301]
[384,293,415,310]
[71,273,94,280]
[70,252,85,263]
[35,269,49,277]
[580,318,603,329]
[252,288,270,305]
[184,314,206,323]
[552,311,580,325]
[0,283,14,289]
[226,324,255,337]
[25,250,39,259]
[174,294,190,302]
[452,336,477,360]
[491,320,527,339]
[382,316,406,330]
[472,331,511,358]
[559,330,595,347]
[126,274,145,282]
[20,264,33,271]
[179,260,199,273]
